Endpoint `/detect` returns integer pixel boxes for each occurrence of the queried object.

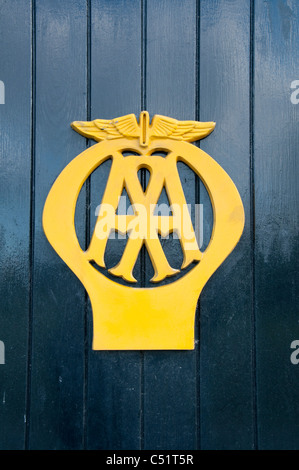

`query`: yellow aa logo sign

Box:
[43,112,244,350]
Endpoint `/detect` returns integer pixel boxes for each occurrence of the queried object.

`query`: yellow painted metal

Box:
[43,112,245,350]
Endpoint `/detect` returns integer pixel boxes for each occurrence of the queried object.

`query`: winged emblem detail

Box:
[71,111,215,147]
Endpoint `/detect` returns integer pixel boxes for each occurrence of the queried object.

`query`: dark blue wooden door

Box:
[0,0,298,450]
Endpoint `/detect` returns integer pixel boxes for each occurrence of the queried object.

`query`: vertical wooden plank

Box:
[144,0,198,450]
[86,0,142,450]
[0,0,31,450]
[254,0,299,449]
[199,0,255,449]
[29,0,87,449]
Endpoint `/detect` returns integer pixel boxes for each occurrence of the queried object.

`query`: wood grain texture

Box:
[86,0,142,450]
[28,0,87,449]
[199,0,254,449]
[0,0,298,451]
[254,0,299,450]
[144,0,198,450]
[0,0,31,450]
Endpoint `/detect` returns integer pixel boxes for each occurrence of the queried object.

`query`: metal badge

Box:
[43,112,244,350]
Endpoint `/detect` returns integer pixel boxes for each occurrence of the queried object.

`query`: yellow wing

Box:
[71,112,215,145]
[150,114,215,142]
[71,114,140,142]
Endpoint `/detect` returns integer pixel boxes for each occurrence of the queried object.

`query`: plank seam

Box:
[250,0,258,451]
[140,0,147,451]
[25,0,36,450]
[195,0,201,451]
[82,0,91,451]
